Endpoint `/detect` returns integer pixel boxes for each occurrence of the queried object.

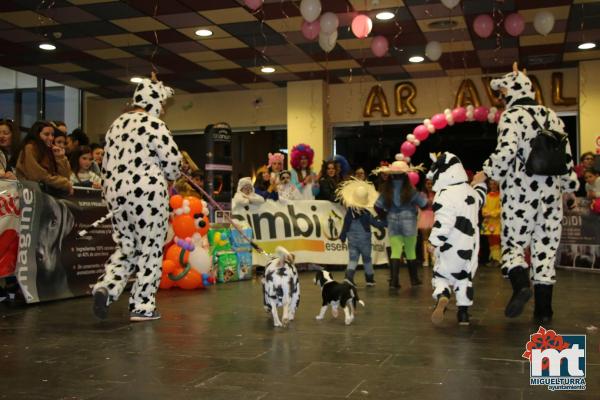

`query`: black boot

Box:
[431,292,449,326]
[407,260,422,286]
[365,274,376,287]
[505,267,532,318]
[345,269,356,286]
[533,284,553,324]
[457,306,470,326]
[389,259,401,290]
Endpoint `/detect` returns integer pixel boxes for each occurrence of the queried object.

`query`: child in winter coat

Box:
[337,179,387,286]
[232,177,265,209]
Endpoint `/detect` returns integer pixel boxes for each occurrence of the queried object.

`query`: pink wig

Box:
[268,152,285,168]
[290,143,314,170]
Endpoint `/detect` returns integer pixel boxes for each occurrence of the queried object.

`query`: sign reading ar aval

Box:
[363,72,576,117]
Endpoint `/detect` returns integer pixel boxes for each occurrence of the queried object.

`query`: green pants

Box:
[390,235,417,260]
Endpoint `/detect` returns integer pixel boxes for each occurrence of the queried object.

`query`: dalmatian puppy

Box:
[93,76,181,322]
[426,153,486,326]
[262,247,300,327]
[482,63,579,323]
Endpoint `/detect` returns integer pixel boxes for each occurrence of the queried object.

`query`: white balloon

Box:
[466,110,474,121]
[490,106,498,114]
[447,118,455,126]
[320,12,339,34]
[488,114,495,124]
[427,124,435,134]
[425,41,442,61]
[189,246,211,275]
[533,11,554,36]
[441,0,460,10]
[406,134,416,142]
[404,156,411,163]
[466,105,474,112]
[423,118,431,125]
[444,108,452,115]
[300,0,321,23]
[395,153,404,161]
[446,114,453,123]
[318,30,337,53]
[414,139,420,146]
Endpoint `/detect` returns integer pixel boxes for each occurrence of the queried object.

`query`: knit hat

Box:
[268,152,285,167]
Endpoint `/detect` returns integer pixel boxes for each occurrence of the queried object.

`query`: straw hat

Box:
[336,178,379,212]
[371,154,425,175]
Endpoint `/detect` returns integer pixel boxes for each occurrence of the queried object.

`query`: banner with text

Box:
[0,180,19,278]
[231,200,388,266]
[557,198,600,271]
[15,181,115,303]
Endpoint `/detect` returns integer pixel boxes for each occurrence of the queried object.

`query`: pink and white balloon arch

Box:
[398,105,503,162]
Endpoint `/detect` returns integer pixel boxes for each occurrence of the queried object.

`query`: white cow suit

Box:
[427,153,486,325]
[93,77,181,321]
[482,67,579,322]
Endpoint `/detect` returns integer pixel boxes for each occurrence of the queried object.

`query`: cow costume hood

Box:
[427,152,468,192]
[132,78,174,118]
[490,62,535,108]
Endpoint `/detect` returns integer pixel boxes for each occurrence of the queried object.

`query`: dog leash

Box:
[77,208,119,237]
[181,172,272,258]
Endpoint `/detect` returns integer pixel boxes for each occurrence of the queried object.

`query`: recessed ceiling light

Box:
[195,29,213,37]
[375,11,395,21]
[261,66,276,73]
[130,77,143,84]
[578,42,596,50]
[39,43,56,51]
[409,56,424,63]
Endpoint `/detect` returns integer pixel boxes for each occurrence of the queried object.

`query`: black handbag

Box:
[520,107,569,176]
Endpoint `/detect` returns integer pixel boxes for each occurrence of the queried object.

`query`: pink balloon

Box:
[504,13,525,37]
[244,0,263,11]
[408,171,420,187]
[301,20,320,41]
[494,110,503,124]
[431,113,448,130]
[474,106,489,122]
[371,35,389,58]
[351,14,373,39]
[473,14,494,38]
[452,107,467,123]
[400,141,416,157]
[413,124,429,141]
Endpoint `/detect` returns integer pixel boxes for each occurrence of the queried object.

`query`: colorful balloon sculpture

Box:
[160,195,216,290]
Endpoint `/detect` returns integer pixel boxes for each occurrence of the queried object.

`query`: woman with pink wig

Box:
[268,152,285,187]
[290,143,319,200]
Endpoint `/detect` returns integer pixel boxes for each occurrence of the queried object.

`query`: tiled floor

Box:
[0,266,598,399]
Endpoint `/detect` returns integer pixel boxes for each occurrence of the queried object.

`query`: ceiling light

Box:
[261,66,276,73]
[39,43,56,51]
[130,77,143,84]
[578,42,596,50]
[375,11,395,21]
[195,29,213,37]
[409,56,424,63]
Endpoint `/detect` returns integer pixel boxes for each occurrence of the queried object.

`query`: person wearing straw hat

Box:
[337,178,387,286]
[373,157,428,290]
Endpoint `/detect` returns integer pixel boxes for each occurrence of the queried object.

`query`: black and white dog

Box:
[262,247,300,327]
[314,270,364,325]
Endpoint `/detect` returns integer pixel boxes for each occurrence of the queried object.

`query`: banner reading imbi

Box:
[231,200,388,265]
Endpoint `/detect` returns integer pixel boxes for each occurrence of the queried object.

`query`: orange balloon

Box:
[162,259,177,274]
[176,268,203,290]
[165,244,188,265]
[186,196,203,216]
[159,273,175,289]
[196,215,210,236]
[172,214,196,238]
[169,195,183,210]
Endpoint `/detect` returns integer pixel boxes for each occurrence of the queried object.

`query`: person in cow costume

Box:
[427,153,487,326]
[92,72,181,322]
[481,63,578,323]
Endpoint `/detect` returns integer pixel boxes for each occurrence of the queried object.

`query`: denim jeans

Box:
[347,227,373,276]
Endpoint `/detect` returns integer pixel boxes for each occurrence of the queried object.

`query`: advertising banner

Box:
[0,180,19,277]
[15,181,115,303]
[557,197,600,271]
[231,200,388,266]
